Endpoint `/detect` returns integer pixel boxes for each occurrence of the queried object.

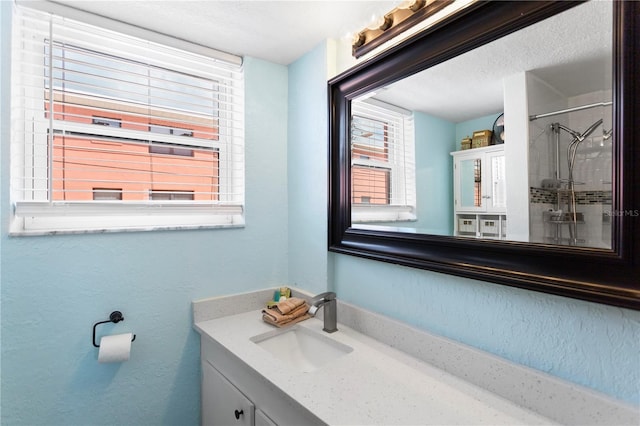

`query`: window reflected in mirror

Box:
[350,98,416,223]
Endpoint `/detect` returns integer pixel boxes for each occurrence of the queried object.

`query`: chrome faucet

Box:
[308,292,337,333]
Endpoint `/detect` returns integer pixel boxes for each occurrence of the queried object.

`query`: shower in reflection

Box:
[547,118,611,244]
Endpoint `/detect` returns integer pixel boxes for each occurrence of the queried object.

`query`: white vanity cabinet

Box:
[452,145,507,239]
[200,335,323,426]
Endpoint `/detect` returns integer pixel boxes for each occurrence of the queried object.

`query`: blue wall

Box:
[455,112,502,149]
[412,111,455,234]
[286,41,329,295]
[332,255,640,405]
[0,3,290,422]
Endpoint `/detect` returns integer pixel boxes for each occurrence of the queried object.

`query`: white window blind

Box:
[351,98,416,222]
[10,6,245,234]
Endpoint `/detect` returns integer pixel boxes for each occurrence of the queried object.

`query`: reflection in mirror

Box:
[350,0,612,249]
[350,98,416,224]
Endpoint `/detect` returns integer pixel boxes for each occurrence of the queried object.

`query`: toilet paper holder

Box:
[92,311,136,348]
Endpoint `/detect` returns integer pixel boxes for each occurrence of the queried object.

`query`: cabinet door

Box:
[456,155,484,212]
[486,151,506,212]
[202,361,255,426]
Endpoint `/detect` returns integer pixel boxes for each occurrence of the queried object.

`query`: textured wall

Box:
[0,7,290,419]
[286,42,329,295]
[413,111,455,234]
[331,252,640,405]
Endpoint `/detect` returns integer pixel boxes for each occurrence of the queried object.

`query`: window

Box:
[149,125,194,156]
[149,144,195,157]
[150,190,195,201]
[150,124,194,137]
[92,117,122,128]
[474,158,482,207]
[350,98,416,222]
[10,6,244,234]
[93,188,123,201]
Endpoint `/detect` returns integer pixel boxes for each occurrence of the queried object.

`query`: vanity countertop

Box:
[195,310,557,425]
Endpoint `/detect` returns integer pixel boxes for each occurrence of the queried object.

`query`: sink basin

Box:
[250,325,353,372]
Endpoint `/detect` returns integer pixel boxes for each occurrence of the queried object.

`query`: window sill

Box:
[11,201,245,236]
[351,205,416,223]
[10,223,245,237]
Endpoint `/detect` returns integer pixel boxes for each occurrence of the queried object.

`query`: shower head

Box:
[555,119,603,143]
[556,124,583,141]
[581,118,603,140]
[566,118,604,181]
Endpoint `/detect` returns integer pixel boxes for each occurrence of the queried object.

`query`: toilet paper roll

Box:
[98,333,133,363]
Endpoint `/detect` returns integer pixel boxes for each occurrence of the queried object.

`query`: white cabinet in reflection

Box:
[452,145,507,239]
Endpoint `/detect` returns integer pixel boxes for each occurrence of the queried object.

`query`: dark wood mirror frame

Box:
[328,1,640,310]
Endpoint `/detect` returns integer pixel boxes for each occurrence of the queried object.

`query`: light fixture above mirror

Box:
[352,0,454,58]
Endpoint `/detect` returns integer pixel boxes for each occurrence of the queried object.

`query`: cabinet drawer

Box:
[458,218,477,233]
[480,219,499,234]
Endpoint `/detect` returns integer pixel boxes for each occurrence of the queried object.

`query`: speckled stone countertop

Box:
[193,288,639,426]
[196,310,557,425]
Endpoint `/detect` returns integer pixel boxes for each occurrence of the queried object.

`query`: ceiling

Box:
[374,1,612,123]
[49,0,399,65]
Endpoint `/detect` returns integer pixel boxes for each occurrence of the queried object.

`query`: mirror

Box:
[350,0,612,249]
[329,1,640,310]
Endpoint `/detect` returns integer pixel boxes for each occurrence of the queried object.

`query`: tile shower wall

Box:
[530,188,612,206]
[528,89,612,247]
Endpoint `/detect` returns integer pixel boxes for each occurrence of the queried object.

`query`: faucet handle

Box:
[308,292,338,333]
[311,292,336,304]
